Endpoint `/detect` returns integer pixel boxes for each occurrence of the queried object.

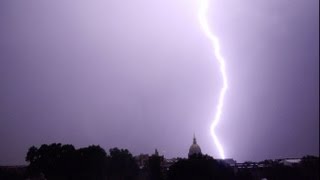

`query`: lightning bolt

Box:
[198,0,228,159]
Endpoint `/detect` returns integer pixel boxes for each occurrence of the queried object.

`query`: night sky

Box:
[0,0,318,165]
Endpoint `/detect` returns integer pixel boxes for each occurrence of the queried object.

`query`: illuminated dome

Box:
[188,135,202,157]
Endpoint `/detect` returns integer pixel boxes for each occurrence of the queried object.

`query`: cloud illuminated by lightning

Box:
[198,0,228,159]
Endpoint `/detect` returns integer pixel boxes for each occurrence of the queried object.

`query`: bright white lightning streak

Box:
[198,0,228,159]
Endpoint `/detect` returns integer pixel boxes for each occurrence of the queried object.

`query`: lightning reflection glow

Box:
[198,0,228,159]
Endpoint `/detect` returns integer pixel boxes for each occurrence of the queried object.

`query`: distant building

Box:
[134,154,149,169]
[154,149,159,156]
[220,158,237,166]
[134,149,165,170]
[278,158,301,166]
[188,134,202,158]
[163,158,178,170]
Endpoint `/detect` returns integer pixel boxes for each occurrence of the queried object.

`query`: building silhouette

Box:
[188,134,202,158]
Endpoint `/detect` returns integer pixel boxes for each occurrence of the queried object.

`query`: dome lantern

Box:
[188,134,202,157]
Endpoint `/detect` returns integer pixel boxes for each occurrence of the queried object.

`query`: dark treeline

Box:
[0,143,318,180]
[25,143,138,180]
[167,154,234,180]
[235,156,319,180]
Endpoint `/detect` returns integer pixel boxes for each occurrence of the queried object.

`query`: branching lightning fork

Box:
[198,0,228,159]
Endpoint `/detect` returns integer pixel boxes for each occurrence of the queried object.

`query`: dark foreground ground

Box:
[1,143,318,180]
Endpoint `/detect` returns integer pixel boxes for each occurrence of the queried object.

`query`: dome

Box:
[188,135,202,157]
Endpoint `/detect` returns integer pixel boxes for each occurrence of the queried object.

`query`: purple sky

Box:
[0,0,318,165]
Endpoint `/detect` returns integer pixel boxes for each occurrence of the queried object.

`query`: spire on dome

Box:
[188,133,202,158]
[193,133,197,144]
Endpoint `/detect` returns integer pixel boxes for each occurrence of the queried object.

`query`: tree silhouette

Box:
[148,154,164,180]
[299,156,319,180]
[108,147,138,180]
[167,155,234,180]
[25,143,109,180]
[76,145,108,180]
[24,143,319,180]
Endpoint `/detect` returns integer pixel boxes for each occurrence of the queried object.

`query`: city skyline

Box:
[0,0,319,165]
